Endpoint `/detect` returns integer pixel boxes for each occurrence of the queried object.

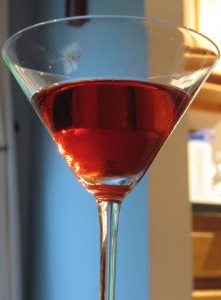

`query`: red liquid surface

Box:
[32,80,190,201]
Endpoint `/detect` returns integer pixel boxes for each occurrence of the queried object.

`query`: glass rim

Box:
[2,14,220,60]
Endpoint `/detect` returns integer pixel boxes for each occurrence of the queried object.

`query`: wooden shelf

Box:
[192,290,221,299]
[192,214,221,290]
[190,81,221,113]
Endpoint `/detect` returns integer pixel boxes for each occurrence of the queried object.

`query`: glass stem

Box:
[97,200,121,300]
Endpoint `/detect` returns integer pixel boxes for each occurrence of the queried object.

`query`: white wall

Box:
[145,1,192,299]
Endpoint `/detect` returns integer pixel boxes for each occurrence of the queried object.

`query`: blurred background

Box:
[1,0,221,300]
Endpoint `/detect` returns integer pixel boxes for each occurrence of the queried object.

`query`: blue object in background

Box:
[88,0,145,15]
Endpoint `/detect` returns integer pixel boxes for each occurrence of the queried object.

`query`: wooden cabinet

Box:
[192,213,221,299]
[193,290,221,300]
[190,81,221,113]
[189,65,221,300]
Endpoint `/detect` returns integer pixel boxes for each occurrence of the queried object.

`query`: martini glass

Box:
[2,16,219,300]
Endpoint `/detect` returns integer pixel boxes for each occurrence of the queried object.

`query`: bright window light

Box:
[196,0,221,75]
